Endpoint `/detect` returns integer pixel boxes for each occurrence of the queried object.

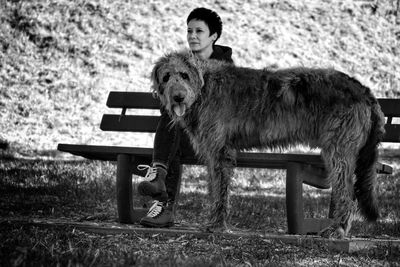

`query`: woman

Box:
[138,7,233,228]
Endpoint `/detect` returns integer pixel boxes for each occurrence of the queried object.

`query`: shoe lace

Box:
[146,200,164,218]
[137,164,157,180]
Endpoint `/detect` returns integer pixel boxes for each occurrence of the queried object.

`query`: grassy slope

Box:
[0,0,399,156]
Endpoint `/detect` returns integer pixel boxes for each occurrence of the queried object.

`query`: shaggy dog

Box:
[150,51,385,238]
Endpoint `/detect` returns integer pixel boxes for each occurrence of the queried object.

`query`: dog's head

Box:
[151,51,204,119]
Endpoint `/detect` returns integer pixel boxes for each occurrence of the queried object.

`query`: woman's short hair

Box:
[186,7,223,43]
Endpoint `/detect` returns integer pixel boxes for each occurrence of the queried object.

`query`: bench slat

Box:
[107,91,159,109]
[58,143,324,167]
[57,143,392,174]
[384,124,400,142]
[105,92,399,117]
[100,114,400,143]
[378,99,400,117]
[100,115,159,132]
[57,143,320,167]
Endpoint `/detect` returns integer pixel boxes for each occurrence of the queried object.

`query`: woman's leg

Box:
[137,112,181,201]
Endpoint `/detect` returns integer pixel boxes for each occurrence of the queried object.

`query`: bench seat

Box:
[57,143,392,177]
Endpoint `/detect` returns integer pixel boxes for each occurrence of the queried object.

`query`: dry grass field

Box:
[0,0,399,155]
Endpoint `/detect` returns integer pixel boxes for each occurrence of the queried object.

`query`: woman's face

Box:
[187,19,217,53]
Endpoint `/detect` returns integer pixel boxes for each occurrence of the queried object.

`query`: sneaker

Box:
[140,200,174,228]
[137,165,168,200]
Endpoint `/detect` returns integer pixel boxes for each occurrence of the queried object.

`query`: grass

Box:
[1,155,400,266]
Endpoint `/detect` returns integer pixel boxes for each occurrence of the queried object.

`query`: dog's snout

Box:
[173,94,185,103]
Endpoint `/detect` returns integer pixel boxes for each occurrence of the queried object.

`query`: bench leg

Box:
[171,164,183,216]
[286,162,305,234]
[116,154,147,223]
[328,195,335,219]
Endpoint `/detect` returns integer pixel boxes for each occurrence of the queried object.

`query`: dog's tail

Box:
[354,100,385,221]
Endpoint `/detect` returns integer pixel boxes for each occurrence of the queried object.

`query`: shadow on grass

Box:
[0,158,117,220]
[1,156,399,237]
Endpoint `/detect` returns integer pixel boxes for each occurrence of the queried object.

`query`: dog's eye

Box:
[180,72,189,80]
[163,73,170,83]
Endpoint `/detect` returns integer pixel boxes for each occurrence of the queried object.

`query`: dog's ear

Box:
[150,61,163,98]
[187,51,205,88]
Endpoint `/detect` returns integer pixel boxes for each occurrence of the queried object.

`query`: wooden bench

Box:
[58,92,400,234]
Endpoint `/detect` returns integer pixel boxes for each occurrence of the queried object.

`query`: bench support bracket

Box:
[286,162,333,234]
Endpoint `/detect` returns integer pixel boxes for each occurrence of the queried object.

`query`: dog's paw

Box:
[200,222,230,233]
[319,225,347,239]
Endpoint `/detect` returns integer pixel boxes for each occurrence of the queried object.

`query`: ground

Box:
[0,157,399,266]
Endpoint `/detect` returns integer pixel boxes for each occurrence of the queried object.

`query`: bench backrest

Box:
[100,91,400,143]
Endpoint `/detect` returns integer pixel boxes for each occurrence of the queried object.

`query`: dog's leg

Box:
[204,147,236,233]
[320,149,357,239]
[317,110,371,239]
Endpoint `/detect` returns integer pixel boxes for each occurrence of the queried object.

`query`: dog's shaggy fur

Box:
[151,51,386,238]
